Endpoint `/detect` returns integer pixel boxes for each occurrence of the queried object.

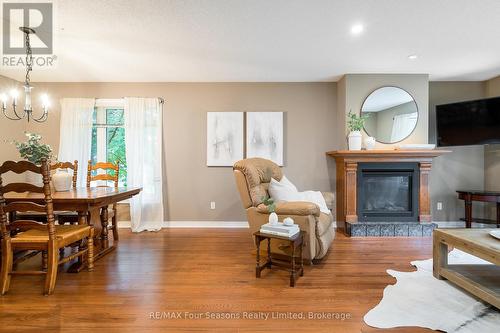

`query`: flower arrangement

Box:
[261,195,276,213]
[347,111,369,132]
[13,132,54,165]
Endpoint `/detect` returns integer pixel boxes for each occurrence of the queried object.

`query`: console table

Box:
[457,190,500,228]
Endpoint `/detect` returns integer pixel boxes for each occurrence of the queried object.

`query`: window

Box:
[91,100,127,186]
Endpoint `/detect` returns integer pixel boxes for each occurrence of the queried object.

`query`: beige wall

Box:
[19,82,337,221]
[486,75,500,97]
[338,74,429,149]
[0,75,26,163]
[2,73,494,223]
[428,81,486,221]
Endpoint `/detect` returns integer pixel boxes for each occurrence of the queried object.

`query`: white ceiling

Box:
[2,0,500,82]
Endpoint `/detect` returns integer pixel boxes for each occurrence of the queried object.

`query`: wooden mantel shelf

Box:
[326,149,451,159]
[326,149,451,234]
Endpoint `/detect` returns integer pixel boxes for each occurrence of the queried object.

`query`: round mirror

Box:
[361,86,418,144]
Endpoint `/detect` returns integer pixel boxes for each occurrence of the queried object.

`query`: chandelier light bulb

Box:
[0,94,6,108]
[41,94,50,108]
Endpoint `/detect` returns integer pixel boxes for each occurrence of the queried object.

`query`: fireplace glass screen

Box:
[357,163,419,222]
[362,174,410,212]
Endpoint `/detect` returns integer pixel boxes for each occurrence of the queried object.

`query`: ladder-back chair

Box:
[0,159,94,295]
[87,161,120,242]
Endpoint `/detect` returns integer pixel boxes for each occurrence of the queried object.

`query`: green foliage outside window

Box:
[91,108,127,186]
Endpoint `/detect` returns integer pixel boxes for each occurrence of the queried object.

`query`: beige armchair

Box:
[233,158,335,263]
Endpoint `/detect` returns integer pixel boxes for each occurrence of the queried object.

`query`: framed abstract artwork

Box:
[206,112,244,166]
[246,112,284,166]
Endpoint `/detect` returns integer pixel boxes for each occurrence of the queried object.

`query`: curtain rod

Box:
[94,97,165,104]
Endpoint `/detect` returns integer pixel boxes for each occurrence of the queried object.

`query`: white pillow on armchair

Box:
[269,176,331,215]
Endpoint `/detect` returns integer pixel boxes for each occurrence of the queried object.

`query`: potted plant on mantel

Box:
[13,132,54,186]
[347,111,369,151]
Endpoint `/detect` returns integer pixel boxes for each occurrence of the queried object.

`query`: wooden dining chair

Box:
[54,161,80,225]
[87,161,120,242]
[0,159,94,295]
[15,160,79,225]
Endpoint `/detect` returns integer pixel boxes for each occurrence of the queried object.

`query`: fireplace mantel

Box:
[326,149,451,234]
[326,149,450,161]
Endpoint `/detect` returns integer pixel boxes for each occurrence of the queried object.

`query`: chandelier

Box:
[1,27,49,122]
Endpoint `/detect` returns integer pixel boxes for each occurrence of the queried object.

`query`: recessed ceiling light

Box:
[408,54,418,60]
[350,23,364,35]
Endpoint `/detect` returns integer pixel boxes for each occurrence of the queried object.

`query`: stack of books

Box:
[260,222,300,238]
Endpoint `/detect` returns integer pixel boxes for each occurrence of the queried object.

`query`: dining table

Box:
[4,186,142,271]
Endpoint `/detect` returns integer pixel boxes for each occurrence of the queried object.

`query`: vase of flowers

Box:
[13,132,54,186]
[262,196,278,225]
[347,111,369,151]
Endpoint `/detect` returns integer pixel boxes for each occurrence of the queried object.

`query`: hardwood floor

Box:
[0,229,436,333]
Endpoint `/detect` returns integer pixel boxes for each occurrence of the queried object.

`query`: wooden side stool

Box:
[253,230,305,287]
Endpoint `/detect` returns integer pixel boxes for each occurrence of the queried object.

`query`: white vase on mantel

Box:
[52,168,73,191]
[348,131,362,150]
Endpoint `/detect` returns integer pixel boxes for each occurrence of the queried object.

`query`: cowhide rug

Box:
[364,249,500,332]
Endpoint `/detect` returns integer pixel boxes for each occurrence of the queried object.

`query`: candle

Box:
[10,89,18,106]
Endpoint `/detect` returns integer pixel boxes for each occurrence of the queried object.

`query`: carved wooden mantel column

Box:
[327,149,450,234]
[418,162,433,222]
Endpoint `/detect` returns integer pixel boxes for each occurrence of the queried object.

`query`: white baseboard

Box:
[434,221,495,228]
[118,221,250,229]
[434,221,465,228]
[119,220,485,230]
[119,221,339,229]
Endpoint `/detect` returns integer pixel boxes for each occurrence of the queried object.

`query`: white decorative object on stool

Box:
[268,212,278,225]
[364,136,376,150]
[348,130,362,150]
[52,168,72,191]
[283,217,294,226]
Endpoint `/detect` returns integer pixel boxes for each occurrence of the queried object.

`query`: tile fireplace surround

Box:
[327,149,450,237]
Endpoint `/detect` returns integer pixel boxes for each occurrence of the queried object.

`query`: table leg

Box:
[100,207,109,241]
[497,202,500,228]
[300,240,304,277]
[290,241,296,287]
[255,236,261,278]
[267,238,271,268]
[465,193,472,228]
[433,233,448,280]
[92,206,115,261]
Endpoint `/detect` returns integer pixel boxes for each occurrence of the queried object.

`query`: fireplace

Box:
[357,163,419,222]
[326,149,450,236]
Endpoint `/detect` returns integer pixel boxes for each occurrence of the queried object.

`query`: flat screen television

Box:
[436,96,500,147]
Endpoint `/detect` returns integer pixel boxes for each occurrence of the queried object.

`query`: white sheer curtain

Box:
[124,97,164,232]
[391,112,418,142]
[58,98,95,187]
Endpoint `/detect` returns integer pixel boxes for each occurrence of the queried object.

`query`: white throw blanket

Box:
[364,249,500,332]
